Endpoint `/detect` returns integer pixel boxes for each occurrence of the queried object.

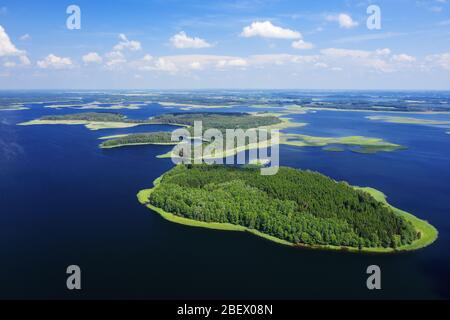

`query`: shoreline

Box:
[138,173,438,254]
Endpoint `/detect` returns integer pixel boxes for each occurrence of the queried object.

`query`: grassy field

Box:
[137,172,437,254]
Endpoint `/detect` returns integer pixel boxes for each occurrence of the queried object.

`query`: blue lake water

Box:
[1,92,450,299]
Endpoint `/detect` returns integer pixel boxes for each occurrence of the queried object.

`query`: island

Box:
[18,112,154,130]
[0,104,29,111]
[45,102,147,110]
[93,111,405,155]
[100,132,177,149]
[281,134,406,154]
[367,116,450,126]
[99,112,287,153]
[138,164,437,253]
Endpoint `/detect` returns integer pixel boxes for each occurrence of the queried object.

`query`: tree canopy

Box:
[146,165,419,249]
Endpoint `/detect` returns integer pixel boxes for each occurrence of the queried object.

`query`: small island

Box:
[367,116,450,126]
[138,165,437,253]
[0,104,29,111]
[281,134,406,154]
[100,132,177,149]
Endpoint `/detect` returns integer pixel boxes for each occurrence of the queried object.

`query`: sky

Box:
[0,0,449,90]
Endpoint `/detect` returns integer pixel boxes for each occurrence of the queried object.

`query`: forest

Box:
[146,165,420,249]
[100,112,280,150]
[148,112,281,131]
[40,112,146,123]
[100,132,174,148]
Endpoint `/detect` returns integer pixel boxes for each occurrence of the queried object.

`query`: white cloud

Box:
[321,48,394,73]
[0,25,30,66]
[170,31,212,49]
[20,34,31,41]
[19,55,31,65]
[327,14,359,29]
[0,25,22,56]
[240,21,301,39]
[321,48,371,58]
[375,48,391,56]
[189,61,203,70]
[114,34,141,51]
[37,54,73,69]
[105,51,126,68]
[249,54,319,66]
[82,52,103,64]
[217,58,248,68]
[292,39,314,50]
[154,58,178,73]
[426,53,450,70]
[314,62,328,68]
[392,54,416,63]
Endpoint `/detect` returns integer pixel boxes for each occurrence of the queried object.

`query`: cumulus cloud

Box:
[240,21,301,39]
[327,14,359,29]
[170,31,212,49]
[292,39,314,50]
[426,53,450,70]
[0,25,30,66]
[114,34,141,51]
[82,52,102,64]
[37,54,73,69]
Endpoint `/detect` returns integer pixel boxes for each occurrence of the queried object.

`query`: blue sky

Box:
[0,0,449,89]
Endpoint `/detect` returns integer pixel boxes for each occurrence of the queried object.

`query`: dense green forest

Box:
[40,112,146,123]
[146,165,419,249]
[101,132,174,148]
[149,112,281,131]
[100,112,280,150]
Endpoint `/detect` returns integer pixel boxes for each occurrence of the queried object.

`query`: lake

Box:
[1,91,449,299]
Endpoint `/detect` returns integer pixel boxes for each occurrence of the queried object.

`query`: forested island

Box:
[138,165,437,252]
[18,112,152,130]
[148,112,282,130]
[98,112,404,155]
[100,112,284,150]
[100,132,176,148]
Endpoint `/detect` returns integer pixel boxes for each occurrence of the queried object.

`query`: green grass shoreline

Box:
[138,173,438,254]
